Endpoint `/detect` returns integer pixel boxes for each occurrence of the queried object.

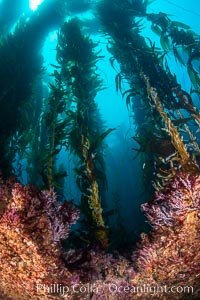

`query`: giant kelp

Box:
[146,11,200,88]
[56,18,113,248]
[38,71,69,189]
[0,0,198,240]
[0,0,68,179]
[0,2,113,247]
[0,26,43,178]
[0,1,199,298]
[97,0,200,191]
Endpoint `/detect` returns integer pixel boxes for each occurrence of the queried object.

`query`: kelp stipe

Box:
[56,19,114,248]
[0,0,67,180]
[0,26,43,179]
[97,0,200,191]
[38,71,69,189]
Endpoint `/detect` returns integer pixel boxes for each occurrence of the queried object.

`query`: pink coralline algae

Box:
[132,172,200,298]
[0,178,79,299]
[141,172,200,229]
[0,172,199,300]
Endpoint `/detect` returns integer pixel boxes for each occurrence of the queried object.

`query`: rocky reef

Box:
[0,172,199,299]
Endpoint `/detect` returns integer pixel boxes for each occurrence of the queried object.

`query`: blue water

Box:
[1,0,200,242]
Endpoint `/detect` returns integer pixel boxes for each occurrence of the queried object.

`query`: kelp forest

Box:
[0,0,199,299]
